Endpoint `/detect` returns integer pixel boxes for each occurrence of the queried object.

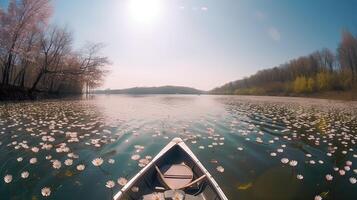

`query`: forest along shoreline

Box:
[0,0,108,102]
[210,30,357,101]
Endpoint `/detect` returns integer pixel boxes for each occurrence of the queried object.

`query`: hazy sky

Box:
[2,0,357,90]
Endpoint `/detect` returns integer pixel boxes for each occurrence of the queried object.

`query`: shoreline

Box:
[0,86,81,102]
[1,87,356,102]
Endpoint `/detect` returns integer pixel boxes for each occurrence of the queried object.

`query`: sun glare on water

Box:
[128,0,163,24]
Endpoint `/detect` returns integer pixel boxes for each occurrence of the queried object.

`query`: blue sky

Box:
[1,0,357,90]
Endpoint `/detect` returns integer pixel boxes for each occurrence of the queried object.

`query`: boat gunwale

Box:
[113,138,228,200]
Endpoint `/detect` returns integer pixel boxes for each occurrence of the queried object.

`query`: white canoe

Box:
[113,137,228,200]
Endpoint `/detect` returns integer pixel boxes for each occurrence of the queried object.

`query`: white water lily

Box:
[289,160,298,167]
[30,157,37,164]
[76,164,85,171]
[108,159,115,164]
[106,180,115,188]
[216,166,224,173]
[325,174,333,181]
[4,174,12,183]
[314,195,322,200]
[344,166,351,171]
[21,171,29,179]
[350,177,357,184]
[131,154,140,161]
[92,158,104,166]
[296,174,304,180]
[17,157,23,162]
[339,170,346,176]
[64,159,73,166]
[281,158,289,164]
[41,187,51,196]
[118,177,128,186]
[52,160,61,169]
[31,147,39,153]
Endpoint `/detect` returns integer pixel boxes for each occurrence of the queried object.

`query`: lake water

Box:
[0,95,357,200]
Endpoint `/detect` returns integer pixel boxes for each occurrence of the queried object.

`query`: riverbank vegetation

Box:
[211,31,357,100]
[0,0,108,100]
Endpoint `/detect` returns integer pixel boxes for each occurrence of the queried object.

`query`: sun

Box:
[128,0,162,24]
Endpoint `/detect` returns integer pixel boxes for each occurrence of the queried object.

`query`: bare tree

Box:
[30,26,72,92]
[0,0,52,85]
[338,30,357,81]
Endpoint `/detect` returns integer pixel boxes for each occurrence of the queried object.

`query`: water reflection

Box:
[0,95,356,200]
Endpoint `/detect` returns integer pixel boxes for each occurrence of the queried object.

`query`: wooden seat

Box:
[156,164,193,190]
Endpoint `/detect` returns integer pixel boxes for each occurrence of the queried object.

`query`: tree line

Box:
[0,0,108,95]
[211,31,357,96]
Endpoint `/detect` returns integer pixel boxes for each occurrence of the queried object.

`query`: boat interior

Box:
[117,145,224,200]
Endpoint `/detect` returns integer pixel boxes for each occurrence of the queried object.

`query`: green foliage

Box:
[293,76,307,93]
[307,78,315,93]
[316,72,331,91]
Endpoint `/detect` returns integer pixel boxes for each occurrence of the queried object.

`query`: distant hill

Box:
[94,86,205,95]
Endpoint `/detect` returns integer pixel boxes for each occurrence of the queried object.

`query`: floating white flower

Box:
[314,195,322,200]
[4,174,12,183]
[108,159,115,164]
[17,157,23,162]
[339,170,346,176]
[64,159,73,166]
[346,161,352,166]
[30,157,37,164]
[21,171,29,179]
[41,187,51,196]
[31,147,39,153]
[296,174,304,180]
[92,158,104,166]
[106,180,115,188]
[325,174,333,181]
[76,164,85,171]
[289,160,298,167]
[237,147,243,151]
[52,160,62,169]
[270,152,277,157]
[350,177,357,184]
[281,158,289,164]
[118,177,128,186]
[216,166,224,173]
[131,155,140,161]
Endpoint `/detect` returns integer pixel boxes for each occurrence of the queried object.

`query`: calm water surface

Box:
[0,95,357,200]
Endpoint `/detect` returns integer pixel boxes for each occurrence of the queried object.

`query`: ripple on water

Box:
[0,95,356,200]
